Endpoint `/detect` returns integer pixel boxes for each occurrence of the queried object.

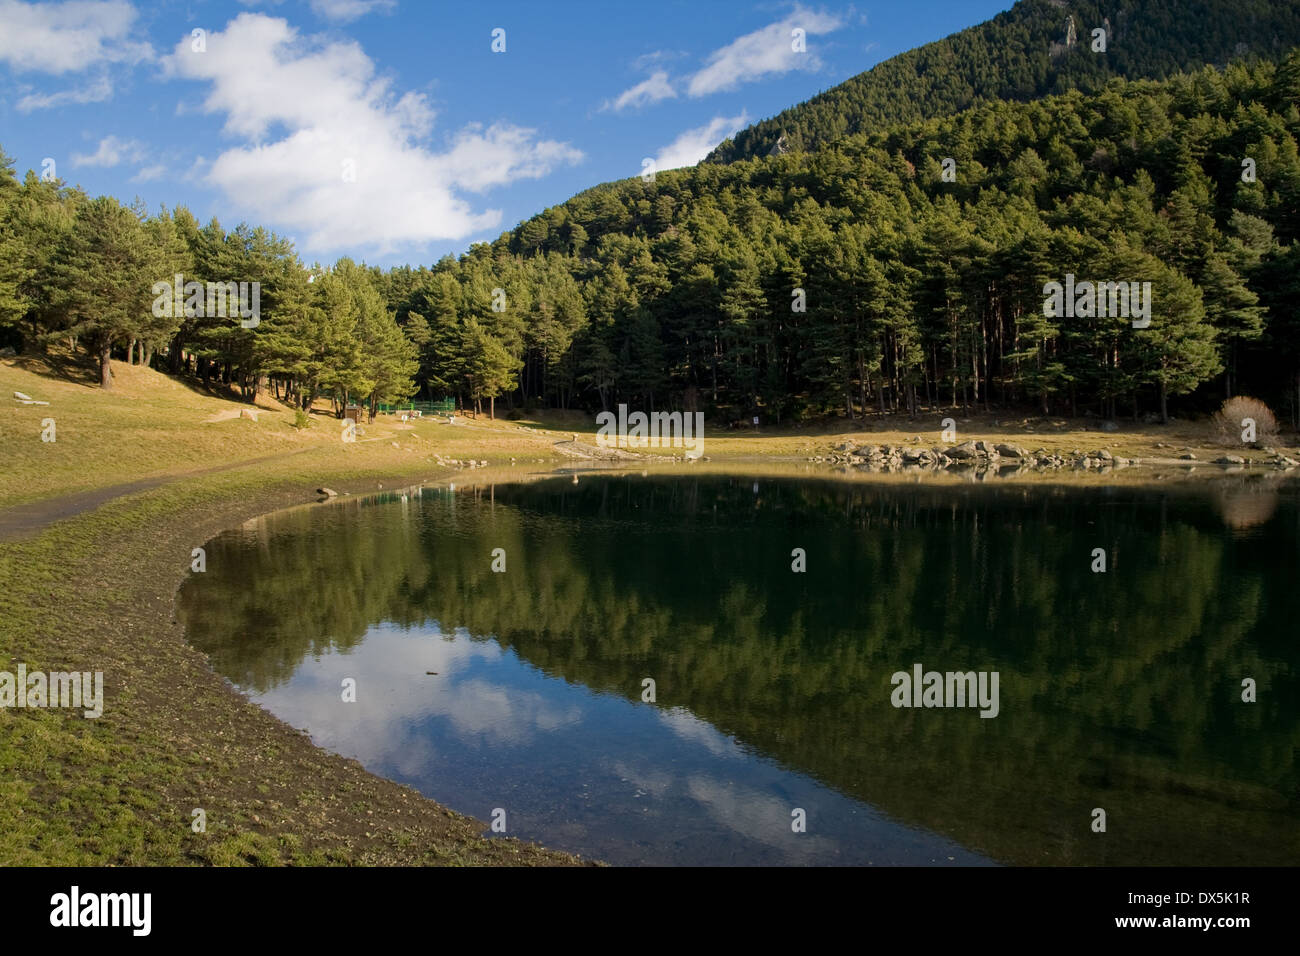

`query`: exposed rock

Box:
[994,443,1026,459]
[1100,421,1119,432]
[1215,455,1246,465]
[317,487,338,497]
[948,441,982,460]
[1180,453,1197,460]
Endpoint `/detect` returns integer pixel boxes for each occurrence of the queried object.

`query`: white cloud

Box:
[653,112,749,170]
[162,14,582,256]
[604,70,676,112]
[131,164,167,182]
[15,74,112,111]
[71,135,147,167]
[309,0,395,22]
[0,0,152,74]
[687,6,843,97]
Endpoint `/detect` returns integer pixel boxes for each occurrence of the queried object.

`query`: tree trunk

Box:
[489,394,495,420]
[1159,380,1169,425]
[99,343,113,389]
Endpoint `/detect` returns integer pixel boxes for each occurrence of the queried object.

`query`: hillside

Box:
[704,0,1300,164]
[487,53,1300,425]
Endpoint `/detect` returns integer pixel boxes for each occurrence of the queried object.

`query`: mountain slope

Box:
[705,0,1300,164]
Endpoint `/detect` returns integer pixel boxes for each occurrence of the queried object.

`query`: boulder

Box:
[1101,420,1119,433]
[994,443,1026,459]
[948,441,981,460]
[1215,455,1246,465]
[316,487,338,497]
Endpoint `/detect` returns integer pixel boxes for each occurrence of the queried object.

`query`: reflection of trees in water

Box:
[178,478,1300,865]
[1209,475,1283,532]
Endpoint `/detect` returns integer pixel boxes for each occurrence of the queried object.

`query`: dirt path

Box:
[0,449,313,541]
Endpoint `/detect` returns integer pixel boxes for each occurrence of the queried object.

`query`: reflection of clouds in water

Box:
[656,706,743,759]
[608,760,676,798]
[684,774,840,860]
[250,624,582,782]
[444,678,583,740]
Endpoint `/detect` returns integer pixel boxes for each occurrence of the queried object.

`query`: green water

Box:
[178,473,1300,865]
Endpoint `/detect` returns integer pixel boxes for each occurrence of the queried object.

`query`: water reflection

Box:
[178,474,1300,866]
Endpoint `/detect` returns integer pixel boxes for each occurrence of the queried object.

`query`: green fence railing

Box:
[377,398,456,415]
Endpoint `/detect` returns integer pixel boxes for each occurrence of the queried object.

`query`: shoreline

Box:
[3,446,1296,865]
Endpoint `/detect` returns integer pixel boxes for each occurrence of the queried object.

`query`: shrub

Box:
[292,409,312,430]
[1211,396,1277,446]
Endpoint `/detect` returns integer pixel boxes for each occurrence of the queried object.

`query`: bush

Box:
[1211,396,1277,446]
[292,409,312,430]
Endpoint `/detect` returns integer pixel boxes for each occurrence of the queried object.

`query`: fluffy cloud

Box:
[686,6,843,97]
[163,13,582,256]
[654,112,748,170]
[0,0,152,74]
[131,163,166,182]
[71,134,147,167]
[308,0,395,23]
[604,70,676,112]
[15,74,112,112]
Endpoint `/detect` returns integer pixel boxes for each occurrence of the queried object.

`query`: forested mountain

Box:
[2,39,1299,428]
[706,0,1300,164]
[486,53,1300,424]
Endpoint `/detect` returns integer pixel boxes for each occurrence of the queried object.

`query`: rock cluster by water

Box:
[808,439,1299,475]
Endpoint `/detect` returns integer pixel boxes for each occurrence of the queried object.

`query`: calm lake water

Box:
[178,472,1300,865]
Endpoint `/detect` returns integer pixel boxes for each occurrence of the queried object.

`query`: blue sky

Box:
[0,0,1015,267]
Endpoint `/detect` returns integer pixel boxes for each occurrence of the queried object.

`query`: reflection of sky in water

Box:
[245,622,992,866]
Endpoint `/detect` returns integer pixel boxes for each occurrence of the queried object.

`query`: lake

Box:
[177,471,1300,865]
